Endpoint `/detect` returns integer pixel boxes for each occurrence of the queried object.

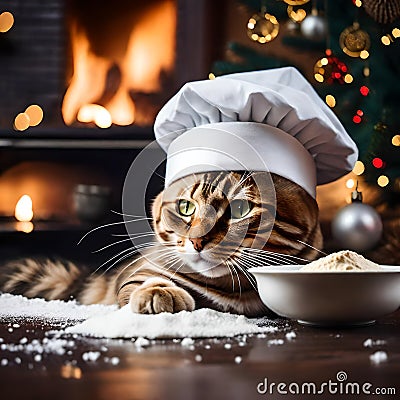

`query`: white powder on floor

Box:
[369,351,388,364]
[0,293,117,322]
[300,250,383,272]
[363,338,387,348]
[66,304,278,339]
[285,331,296,340]
[0,293,277,339]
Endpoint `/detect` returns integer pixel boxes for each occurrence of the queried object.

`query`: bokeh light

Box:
[344,74,353,83]
[372,157,384,169]
[325,94,336,108]
[377,175,389,187]
[0,11,14,33]
[14,113,30,131]
[392,135,400,146]
[381,35,391,46]
[352,160,365,175]
[346,178,355,189]
[360,86,369,96]
[25,105,44,127]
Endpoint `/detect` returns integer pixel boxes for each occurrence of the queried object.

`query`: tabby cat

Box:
[0,171,322,317]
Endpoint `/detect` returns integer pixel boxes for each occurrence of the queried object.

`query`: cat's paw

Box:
[130,277,195,314]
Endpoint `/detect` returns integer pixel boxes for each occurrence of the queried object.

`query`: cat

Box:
[0,171,322,317]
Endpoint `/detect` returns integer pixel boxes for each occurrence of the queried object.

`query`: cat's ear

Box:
[151,191,164,223]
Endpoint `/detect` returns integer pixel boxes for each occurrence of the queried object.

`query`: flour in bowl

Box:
[300,250,383,272]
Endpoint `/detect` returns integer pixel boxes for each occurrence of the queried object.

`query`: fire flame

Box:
[62,1,176,128]
[15,195,34,222]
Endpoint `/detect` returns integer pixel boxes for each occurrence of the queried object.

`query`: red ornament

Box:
[353,115,362,124]
[360,86,370,96]
[314,50,349,84]
[356,109,364,116]
[372,157,385,168]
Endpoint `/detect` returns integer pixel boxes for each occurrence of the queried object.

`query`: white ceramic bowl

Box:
[249,265,400,326]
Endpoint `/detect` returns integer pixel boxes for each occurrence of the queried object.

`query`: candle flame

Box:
[15,195,33,222]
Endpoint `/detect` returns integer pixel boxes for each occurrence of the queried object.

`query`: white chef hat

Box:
[154,67,358,198]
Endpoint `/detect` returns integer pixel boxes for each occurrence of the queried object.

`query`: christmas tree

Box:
[211,0,400,206]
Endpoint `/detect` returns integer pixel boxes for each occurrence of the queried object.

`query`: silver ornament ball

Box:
[300,14,327,39]
[331,203,383,252]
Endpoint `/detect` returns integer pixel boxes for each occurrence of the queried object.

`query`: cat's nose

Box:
[189,237,204,252]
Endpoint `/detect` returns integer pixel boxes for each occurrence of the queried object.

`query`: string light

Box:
[393,28,400,38]
[344,74,353,83]
[372,157,385,169]
[313,50,349,84]
[352,112,362,124]
[325,94,336,107]
[208,73,216,80]
[287,6,307,23]
[377,175,389,187]
[346,178,355,189]
[381,35,392,45]
[352,160,365,175]
[392,135,400,146]
[360,86,369,96]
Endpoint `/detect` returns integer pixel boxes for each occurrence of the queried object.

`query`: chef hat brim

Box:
[155,67,358,189]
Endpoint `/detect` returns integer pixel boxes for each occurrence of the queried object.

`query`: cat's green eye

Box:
[177,199,196,216]
[230,199,252,219]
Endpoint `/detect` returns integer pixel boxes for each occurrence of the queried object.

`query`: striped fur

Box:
[1,172,322,317]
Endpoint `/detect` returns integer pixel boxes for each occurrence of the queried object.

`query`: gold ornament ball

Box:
[247,12,279,44]
[340,23,370,58]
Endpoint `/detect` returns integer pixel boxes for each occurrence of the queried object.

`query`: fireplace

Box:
[0,0,225,262]
[63,0,177,128]
[0,0,223,131]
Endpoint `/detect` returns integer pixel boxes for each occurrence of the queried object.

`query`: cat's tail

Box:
[0,258,116,305]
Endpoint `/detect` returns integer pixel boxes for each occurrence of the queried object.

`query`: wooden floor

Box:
[0,311,399,400]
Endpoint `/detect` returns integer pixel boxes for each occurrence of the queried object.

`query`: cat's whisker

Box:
[92,233,157,253]
[110,210,152,219]
[241,247,308,264]
[111,231,155,238]
[152,251,181,269]
[168,260,186,280]
[296,240,327,256]
[99,241,172,275]
[229,259,243,297]
[106,242,174,270]
[115,247,178,279]
[230,258,258,291]
[78,217,154,245]
[153,171,166,182]
[92,247,136,275]
[233,171,255,191]
[224,259,236,293]
[92,240,173,274]
[99,249,139,277]
[239,251,292,266]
